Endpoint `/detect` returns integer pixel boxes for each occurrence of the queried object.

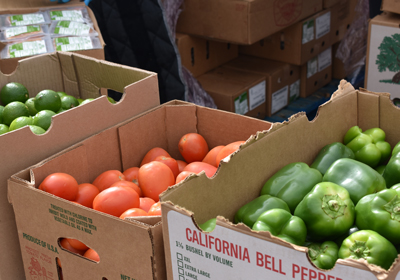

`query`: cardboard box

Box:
[8,99,272,280]
[176,33,238,77]
[0,51,159,280]
[330,0,358,44]
[323,0,341,8]
[176,0,323,45]
[381,0,400,14]
[223,55,301,116]
[365,12,400,100]
[0,0,105,74]
[196,66,267,119]
[301,46,333,97]
[239,8,333,65]
[160,81,400,280]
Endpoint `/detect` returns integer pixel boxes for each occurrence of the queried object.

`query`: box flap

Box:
[370,12,400,28]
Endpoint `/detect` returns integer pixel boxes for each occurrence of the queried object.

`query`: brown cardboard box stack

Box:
[176,0,358,118]
[365,2,400,100]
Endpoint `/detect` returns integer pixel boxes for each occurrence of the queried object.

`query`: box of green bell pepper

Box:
[160,80,400,280]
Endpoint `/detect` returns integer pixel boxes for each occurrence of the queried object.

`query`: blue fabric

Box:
[49,0,71,3]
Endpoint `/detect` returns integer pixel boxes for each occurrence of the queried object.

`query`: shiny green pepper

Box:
[323,158,386,205]
[338,230,397,270]
[355,184,400,245]
[307,241,339,270]
[234,195,290,228]
[261,162,322,213]
[334,225,359,247]
[343,126,391,168]
[311,142,355,175]
[382,141,400,188]
[294,182,355,242]
[198,218,216,232]
[252,209,307,246]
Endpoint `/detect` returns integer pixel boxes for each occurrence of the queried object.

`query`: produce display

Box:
[199,126,400,271]
[0,82,115,136]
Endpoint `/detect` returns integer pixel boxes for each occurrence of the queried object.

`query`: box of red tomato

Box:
[8,100,271,280]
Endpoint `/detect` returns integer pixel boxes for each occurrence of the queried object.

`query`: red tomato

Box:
[74,183,99,208]
[140,147,171,167]
[60,238,85,255]
[183,162,217,178]
[148,202,161,216]
[154,156,180,178]
[83,248,100,262]
[39,173,79,201]
[178,133,209,163]
[92,170,125,192]
[119,208,148,219]
[202,145,225,167]
[175,171,196,184]
[139,197,156,212]
[138,161,175,202]
[66,238,88,251]
[109,180,141,197]
[215,141,245,166]
[92,186,140,217]
[123,167,140,186]
[176,160,188,173]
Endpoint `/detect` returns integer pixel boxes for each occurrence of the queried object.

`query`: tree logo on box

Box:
[376,34,400,84]
[274,0,303,27]
[28,257,51,280]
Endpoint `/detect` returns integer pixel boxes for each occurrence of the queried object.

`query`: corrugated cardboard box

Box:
[0,0,105,74]
[323,0,341,8]
[365,12,400,100]
[301,46,332,97]
[239,8,333,65]
[176,33,238,77]
[223,55,301,116]
[381,0,400,14]
[0,51,159,280]
[160,81,400,280]
[330,0,358,44]
[197,66,267,119]
[176,0,323,45]
[8,100,272,280]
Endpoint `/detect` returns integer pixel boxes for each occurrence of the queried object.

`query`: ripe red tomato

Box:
[39,173,79,201]
[74,183,99,208]
[59,238,85,255]
[109,180,141,197]
[183,162,217,178]
[92,170,125,192]
[148,202,161,216]
[66,238,88,251]
[175,171,196,184]
[202,145,225,167]
[138,161,175,202]
[154,156,180,178]
[139,197,156,212]
[119,208,148,219]
[83,248,100,262]
[178,133,209,163]
[215,141,245,166]
[123,167,140,186]
[92,186,140,217]
[140,147,171,167]
[176,160,188,173]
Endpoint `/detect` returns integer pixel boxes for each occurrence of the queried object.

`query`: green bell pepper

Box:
[294,182,355,242]
[375,165,386,176]
[234,195,290,228]
[261,162,322,213]
[334,225,359,247]
[343,126,391,168]
[355,184,400,245]
[311,142,355,175]
[323,158,386,205]
[252,208,307,246]
[338,230,398,270]
[198,218,216,232]
[382,142,400,188]
[307,241,339,270]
